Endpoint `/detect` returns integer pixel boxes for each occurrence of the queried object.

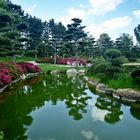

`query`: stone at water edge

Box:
[115,89,140,102]
[79,70,86,75]
[50,70,60,75]
[66,69,78,75]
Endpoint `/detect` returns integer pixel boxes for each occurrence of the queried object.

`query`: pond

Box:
[0,74,140,140]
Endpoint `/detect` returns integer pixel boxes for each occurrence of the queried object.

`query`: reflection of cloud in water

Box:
[81,130,100,140]
[91,107,109,122]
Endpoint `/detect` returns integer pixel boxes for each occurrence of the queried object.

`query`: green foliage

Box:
[131,67,140,82]
[0,131,4,140]
[97,33,114,55]
[105,49,121,60]
[134,24,140,44]
[94,62,111,74]
[87,57,106,73]
[111,57,124,67]
[115,33,133,58]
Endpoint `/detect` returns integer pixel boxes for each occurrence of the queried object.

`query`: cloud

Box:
[25,4,37,14]
[81,130,100,140]
[102,16,132,30]
[88,0,123,16]
[60,7,87,26]
[85,16,132,39]
[133,9,140,19]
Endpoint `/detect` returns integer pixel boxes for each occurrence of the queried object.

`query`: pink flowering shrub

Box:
[0,72,11,87]
[36,58,54,64]
[57,58,87,65]
[0,62,41,88]
[18,62,41,73]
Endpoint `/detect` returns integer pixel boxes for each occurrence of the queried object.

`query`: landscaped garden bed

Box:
[0,62,41,93]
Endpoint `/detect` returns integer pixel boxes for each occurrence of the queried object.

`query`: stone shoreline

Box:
[84,76,140,103]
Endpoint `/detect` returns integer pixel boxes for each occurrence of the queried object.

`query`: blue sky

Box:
[11,0,140,43]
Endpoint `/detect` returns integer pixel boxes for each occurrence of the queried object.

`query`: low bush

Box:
[18,62,41,73]
[131,67,140,81]
[94,62,111,74]
[0,62,41,88]
[57,58,87,65]
[36,58,53,64]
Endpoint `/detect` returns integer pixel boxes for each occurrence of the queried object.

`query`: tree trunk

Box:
[75,41,79,68]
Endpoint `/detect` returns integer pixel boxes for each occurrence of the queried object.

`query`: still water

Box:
[0,74,140,140]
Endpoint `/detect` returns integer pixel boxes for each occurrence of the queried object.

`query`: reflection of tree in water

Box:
[65,75,92,120]
[130,105,140,120]
[0,74,91,139]
[95,96,123,124]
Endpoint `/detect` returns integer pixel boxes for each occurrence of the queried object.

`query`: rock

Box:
[66,69,78,79]
[96,84,115,96]
[20,74,26,80]
[96,84,107,94]
[105,88,115,96]
[50,70,60,75]
[78,70,86,75]
[115,89,140,102]
[83,76,89,81]
[66,69,78,75]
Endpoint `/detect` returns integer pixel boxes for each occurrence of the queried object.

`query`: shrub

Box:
[0,62,41,88]
[105,49,121,60]
[18,62,41,73]
[131,67,140,81]
[111,57,124,67]
[57,58,87,65]
[94,62,111,74]
[0,72,11,88]
[36,58,53,64]
[88,57,106,74]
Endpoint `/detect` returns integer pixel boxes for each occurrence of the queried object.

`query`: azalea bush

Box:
[18,62,41,73]
[36,58,54,64]
[57,58,87,65]
[0,62,41,88]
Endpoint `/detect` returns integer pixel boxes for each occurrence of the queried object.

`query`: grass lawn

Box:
[39,63,86,72]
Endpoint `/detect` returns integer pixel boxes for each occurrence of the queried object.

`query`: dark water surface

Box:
[0,74,140,140]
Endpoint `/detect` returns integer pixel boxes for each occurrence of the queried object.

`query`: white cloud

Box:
[25,4,37,14]
[88,0,123,16]
[60,8,87,26]
[85,16,132,39]
[102,16,132,30]
[133,9,140,19]
[81,130,100,140]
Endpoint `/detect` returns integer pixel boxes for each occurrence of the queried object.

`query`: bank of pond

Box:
[0,74,140,140]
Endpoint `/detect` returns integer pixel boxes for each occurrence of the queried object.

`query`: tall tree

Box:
[134,24,140,44]
[115,33,133,59]
[64,18,87,66]
[97,33,114,56]
[26,16,44,58]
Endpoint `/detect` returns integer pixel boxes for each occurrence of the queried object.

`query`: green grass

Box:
[39,64,71,72]
[88,73,140,91]
[39,63,87,72]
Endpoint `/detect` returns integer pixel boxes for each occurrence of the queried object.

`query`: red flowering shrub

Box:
[0,72,11,88]
[18,62,41,73]
[0,62,41,88]
[57,58,87,65]
[36,58,54,64]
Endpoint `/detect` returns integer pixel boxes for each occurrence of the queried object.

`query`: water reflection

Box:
[0,74,91,139]
[95,96,123,124]
[81,130,100,140]
[0,74,140,140]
